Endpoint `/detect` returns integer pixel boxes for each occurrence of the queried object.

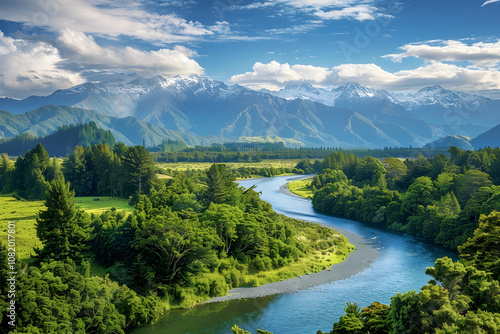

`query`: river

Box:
[132,175,457,334]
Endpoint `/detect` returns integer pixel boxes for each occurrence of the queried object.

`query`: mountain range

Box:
[0,76,498,149]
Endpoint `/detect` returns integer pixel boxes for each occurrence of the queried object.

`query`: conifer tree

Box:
[35,177,91,264]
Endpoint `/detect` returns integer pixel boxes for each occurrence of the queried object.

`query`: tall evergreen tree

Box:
[122,145,156,196]
[35,177,91,264]
[206,164,236,204]
[0,153,11,174]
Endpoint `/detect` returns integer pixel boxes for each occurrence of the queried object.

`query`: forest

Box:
[307,147,500,249]
[0,142,349,333]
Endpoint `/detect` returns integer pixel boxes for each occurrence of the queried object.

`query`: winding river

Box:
[132,175,457,334]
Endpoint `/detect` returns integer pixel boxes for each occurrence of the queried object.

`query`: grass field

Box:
[287,178,315,199]
[159,159,304,172]
[0,195,45,261]
[0,194,134,263]
[74,196,134,215]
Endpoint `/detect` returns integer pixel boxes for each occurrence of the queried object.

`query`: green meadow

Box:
[159,159,304,172]
[287,178,315,199]
[0,194,134,263]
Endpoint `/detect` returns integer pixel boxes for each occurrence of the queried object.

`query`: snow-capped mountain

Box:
[393,85,490,110]
[269,82,500,131]
[0,75,494,148]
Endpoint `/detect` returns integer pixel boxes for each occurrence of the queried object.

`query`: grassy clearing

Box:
[75,196,134,215]
[0,195,45,261]
[244,238,354,287]
[158,159,304,172]
[0,194,134,263]
[287,178,315,199]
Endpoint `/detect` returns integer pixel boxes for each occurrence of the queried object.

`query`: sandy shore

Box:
[206,182,380,303]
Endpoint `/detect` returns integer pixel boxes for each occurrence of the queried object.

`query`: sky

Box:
[0,0,500,99]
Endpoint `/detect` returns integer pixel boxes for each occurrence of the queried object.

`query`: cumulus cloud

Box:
[57,29,204,76]
[315,5,380,21]
[230,60,500,92]
[0,31,84,99]
[385,40,500,67]
[0,0,213,44]
[230,61,331,90]
[0,29,204,98]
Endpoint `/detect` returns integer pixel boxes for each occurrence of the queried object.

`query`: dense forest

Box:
[0,142,348,333]
[153,147,449,163]
[307,147,500,249]
[0,122,115,157]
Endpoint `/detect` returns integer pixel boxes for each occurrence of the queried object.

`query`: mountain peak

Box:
[335,82,376,98]
[282,83,317,92]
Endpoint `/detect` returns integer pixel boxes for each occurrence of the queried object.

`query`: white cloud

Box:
[385,40,500,67]
[482,0,500,6]
[230,60,500,92]
[230,61,331,90]
[0,29,204,98]
[57,29,204,76]
[0,0,213,44]
[226,0,389,21]
[0,31,84,99]
[271,0,391,21]
[315,5,379,21]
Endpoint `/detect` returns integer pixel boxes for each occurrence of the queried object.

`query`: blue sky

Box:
[0,0,499,98]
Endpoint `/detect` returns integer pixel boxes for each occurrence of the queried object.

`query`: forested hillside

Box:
[0,122,115,157]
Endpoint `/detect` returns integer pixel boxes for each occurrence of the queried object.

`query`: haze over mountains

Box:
[0,75,498,149]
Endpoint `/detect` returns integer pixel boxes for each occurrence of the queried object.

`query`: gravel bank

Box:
[206,182,380,303]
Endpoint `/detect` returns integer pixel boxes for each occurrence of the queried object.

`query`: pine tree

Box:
[122,145,156,196]
[35,177,91,264]
[206,164,236,204]
[0,153,11,174]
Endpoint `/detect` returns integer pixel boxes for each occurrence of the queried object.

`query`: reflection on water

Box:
[132,175,457,334]
[133,296,275,334]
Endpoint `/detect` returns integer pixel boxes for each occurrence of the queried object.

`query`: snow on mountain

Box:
[393,85,490,110]
[0,75,496,148]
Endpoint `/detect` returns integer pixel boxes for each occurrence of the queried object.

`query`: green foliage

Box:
[89,164,347,309]
[388,291,423,334]
[6,259,160,333]
[206,163,237,204]
[122,145,157,196]
[311,147,500,250]
[459,212,500,281]
[231,325,273,334]
[0,122,115,157]
[34,177,91,264]
[325,211,500,334]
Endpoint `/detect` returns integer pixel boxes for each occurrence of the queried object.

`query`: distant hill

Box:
[423,135,474,151]
[0,105,221,147]
[0,122,116,156]
[471,124,500,149]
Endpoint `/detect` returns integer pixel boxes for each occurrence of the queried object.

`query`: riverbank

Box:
[206,183,380,303]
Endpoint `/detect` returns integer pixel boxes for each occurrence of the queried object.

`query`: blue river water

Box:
[132,175,457,334]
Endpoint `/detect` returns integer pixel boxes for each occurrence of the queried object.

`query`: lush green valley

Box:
[246,147,500,334]
[0,143,351,333]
